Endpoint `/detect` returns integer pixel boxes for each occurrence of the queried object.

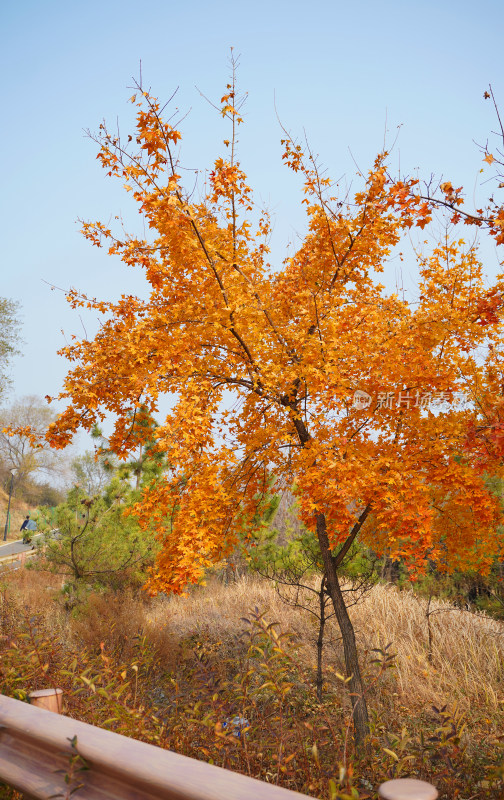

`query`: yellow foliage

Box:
[46,80,504,596]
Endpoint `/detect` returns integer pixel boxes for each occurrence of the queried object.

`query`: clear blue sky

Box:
[2,0,503,448]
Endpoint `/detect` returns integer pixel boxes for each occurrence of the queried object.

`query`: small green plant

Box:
[50,736,89,800]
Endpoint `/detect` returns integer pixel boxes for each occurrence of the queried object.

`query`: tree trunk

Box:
[382,555,400,583]
[316,513,369,750]
[316,574,326,702]
[287,407,370,747]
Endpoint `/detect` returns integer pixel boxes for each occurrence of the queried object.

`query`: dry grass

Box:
[0,567,64,607]
[353,583,504,712]
[5,566,504,718]
[144,574,504,717]
[2,566,504,797]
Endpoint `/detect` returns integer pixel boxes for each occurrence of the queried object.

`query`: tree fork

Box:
[316,512,370,750]
[287,402,370,747]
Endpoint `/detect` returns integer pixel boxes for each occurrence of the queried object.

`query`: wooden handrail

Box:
[0,550,37,568]
[0,694,314,800]
[0,694,437,800]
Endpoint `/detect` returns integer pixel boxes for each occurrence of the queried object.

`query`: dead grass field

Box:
[142,575,504,715]
[2,566,504,798]
[5,568,504,716]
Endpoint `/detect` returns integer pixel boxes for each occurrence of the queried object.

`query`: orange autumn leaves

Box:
[47,83,504,595]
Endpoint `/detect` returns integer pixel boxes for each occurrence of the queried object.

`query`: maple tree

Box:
[46,69,504,746]
[408,84,504,472]
[407,85,504,247]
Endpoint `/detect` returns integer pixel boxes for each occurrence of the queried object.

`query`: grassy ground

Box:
[1,567,503,799]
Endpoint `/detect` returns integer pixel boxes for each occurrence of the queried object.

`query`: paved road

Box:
[0,534,43,559]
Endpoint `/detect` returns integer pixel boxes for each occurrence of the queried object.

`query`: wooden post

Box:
[379,779,438,800]
[29,689,63,714]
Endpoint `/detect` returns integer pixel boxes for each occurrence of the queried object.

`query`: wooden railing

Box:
[0,693,437,800]
[0,550,37,572]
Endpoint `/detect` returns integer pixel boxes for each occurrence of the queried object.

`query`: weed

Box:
[0,570,503,798]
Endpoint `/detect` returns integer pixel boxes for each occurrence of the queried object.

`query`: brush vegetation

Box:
[1,566,503,800]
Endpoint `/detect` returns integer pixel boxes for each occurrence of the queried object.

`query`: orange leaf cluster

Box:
[46,84,504,593]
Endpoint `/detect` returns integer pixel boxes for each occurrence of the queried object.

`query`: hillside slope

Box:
[0,486,37,540]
